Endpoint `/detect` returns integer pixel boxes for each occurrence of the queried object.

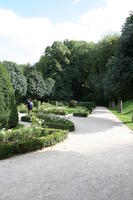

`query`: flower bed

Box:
[37,114,75,131]
[0,127,68,159]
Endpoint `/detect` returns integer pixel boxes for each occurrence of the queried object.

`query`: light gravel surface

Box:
[19,113,31,128]
[0,107,133,200]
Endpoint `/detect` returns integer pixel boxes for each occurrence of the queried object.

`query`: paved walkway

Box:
[0,107,133,200]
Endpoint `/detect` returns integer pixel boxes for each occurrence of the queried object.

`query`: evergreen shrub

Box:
[0,64,18,128]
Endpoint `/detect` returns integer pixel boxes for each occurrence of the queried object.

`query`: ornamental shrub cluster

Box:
[77,102,96,110]
[21,113,75,131]
[0,64,18,129]
[0,127,68,159]
[40,114,75,131]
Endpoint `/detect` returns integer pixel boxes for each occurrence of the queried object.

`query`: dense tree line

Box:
[2,12,133,106]
[35,36,119,104]
[2,61,55,104]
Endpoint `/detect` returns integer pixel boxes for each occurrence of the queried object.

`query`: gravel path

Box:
[19,113,31,128]
[0,107,133,200]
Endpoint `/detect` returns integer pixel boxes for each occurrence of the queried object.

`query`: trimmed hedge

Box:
[43,122,74,131]
[77,102,96,110]
[0,128,68,159]
[21,114,75,131]
[33,106,67,116]
[37,114,75,131]
[0,64,18,128]
[44,111,66,115]
[73,112,88,117]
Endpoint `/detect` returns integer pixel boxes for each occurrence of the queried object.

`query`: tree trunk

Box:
[112,100,116,110]
[109,101,112,108]
[117,99,122,113]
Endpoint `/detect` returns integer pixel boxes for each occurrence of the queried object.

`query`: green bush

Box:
[32,106,67,115]
[69,100,77,107]
[0,127,68,159]
[43,108,66,115]
[77,102,96,110]
[18,103,27,113]
[50,101,68,107]
[38,114,75,131]
[33,100,41,108]
[43,122,74,131]
[0,64,18,128]
[73,112,88,117]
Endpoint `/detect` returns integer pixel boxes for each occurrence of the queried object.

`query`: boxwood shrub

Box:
[77,102,96,110]
[38,114,75,131]
[33,107,67,116]
[0,64,18,129]
[0,127,68,159]
[73,112,88,117]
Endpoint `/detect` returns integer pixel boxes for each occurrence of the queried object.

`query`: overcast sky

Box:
[0,0,132,64]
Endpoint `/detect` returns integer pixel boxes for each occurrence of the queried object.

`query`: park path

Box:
[0,107,133,200]
[19,113,31,128]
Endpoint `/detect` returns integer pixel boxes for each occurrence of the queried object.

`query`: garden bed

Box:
[73,112,88,117]
[0,127,68,159]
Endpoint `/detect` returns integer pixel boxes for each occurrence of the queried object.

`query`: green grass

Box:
[63,106,85,114]
[111,101,133,131]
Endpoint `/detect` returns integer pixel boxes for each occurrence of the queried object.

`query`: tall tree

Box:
[3,61,27,104]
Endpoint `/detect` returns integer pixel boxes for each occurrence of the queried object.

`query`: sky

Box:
[0,0,133,64]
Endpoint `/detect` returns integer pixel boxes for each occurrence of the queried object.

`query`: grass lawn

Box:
[64,106,84,114]
[111,101,133,131]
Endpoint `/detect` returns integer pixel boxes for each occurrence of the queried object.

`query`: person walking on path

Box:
[27,99,33,114]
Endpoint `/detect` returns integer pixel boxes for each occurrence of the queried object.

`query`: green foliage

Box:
[73,110,88,117]
[26,68,46,100]
[110,101,133,131]
[37,113,75,131]
[26,68,55,100]
[0,127,68,159]
[104,13,133,101]
[33,100,41,108]
[0,64,18,128]
[3,61,27,104]
[77,102,96,110]
[69,100,77,107]
[35,35,119,104]
[18,103,27,113]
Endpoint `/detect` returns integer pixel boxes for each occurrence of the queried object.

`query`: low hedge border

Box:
[77,101,96,110]
[43,121,75,132]
[0,129,68,160]
[44,111,66,116]
[73,112,88,117]
[37,114,75,132]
